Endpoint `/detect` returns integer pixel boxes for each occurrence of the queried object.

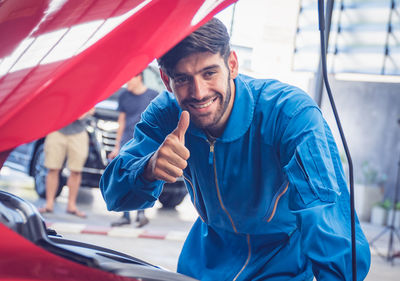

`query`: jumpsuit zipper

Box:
[207,139,237,233]
[206,138,250,280]
[233,234,251,281]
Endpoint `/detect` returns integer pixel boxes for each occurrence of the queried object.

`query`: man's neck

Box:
[206,125,224,139]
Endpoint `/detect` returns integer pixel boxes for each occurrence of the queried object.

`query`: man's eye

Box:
[174,76,189,85]
[204,71,216,78]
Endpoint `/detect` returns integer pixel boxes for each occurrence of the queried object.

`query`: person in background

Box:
[108,72,158,227]
[100,18,371,280]
[39,109,94,218]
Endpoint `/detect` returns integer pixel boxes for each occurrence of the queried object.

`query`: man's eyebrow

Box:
[172,64,220,78]
[201,65,220,72]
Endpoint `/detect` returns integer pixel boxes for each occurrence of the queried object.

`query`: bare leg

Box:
[66,171,86,217]
[44,169,60,211]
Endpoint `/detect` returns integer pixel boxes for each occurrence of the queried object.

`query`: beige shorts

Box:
[44,131,89,172]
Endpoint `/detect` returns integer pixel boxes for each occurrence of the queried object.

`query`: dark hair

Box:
[157,17,231,77]
[136,71,143,79]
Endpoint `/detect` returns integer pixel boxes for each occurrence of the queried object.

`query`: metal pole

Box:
[229,3,237,37]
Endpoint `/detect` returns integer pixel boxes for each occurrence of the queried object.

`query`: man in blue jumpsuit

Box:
[100,18,371,280]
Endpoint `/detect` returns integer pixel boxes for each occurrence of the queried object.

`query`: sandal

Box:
[38,207,53,214]
[66,209,87,218]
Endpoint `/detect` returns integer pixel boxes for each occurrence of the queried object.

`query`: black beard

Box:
[204,76,231,131]
[185,76,232,132]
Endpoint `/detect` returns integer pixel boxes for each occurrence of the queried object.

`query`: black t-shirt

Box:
[117,88,158,146]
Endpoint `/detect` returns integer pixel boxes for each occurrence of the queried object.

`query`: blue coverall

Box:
[100,74,371,280]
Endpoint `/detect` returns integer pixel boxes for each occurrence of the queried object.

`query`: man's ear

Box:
[159,68,173,92]
[228,51,239,79]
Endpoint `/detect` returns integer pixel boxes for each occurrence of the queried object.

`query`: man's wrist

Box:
[142,158,156,182]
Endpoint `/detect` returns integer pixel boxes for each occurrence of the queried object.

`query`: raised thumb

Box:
[173,111,190,143]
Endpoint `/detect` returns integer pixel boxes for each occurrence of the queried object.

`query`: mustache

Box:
[182,94,221,106]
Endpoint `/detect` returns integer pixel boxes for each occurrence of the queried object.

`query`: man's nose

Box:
[190,77,208,100]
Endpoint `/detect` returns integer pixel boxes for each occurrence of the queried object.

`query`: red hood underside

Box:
[0,0,236,167]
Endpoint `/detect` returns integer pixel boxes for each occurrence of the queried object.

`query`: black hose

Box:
[317,1,357,280]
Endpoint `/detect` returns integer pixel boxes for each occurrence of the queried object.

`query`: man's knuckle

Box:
[164,137,172,145]
[166,134,177,144]
[157,149,165,158]
[184,150,190,160]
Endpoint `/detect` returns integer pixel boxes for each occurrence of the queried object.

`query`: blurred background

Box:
[1,0,400,280]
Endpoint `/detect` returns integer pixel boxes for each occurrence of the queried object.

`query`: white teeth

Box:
[192,98,215,109]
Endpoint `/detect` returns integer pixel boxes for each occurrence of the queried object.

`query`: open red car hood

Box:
[0,0,236,165]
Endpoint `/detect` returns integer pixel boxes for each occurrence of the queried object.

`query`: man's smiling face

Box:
[161,51,238,136]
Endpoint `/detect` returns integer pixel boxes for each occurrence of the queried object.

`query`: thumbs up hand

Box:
[171,110,190,144]
[143,111,190,183]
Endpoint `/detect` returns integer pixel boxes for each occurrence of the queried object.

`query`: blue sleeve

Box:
[280,106,371,280]
[99,101,168,211]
